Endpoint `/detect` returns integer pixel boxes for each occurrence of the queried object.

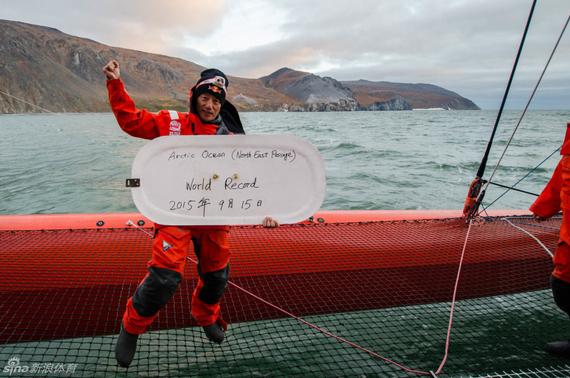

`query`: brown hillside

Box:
[343,80,480,110]
[0,20,296,113]
[0,19,479,113]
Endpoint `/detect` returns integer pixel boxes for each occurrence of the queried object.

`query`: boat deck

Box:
[0,213,567,376]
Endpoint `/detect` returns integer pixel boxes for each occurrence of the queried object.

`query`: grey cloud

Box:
[194,0,569,108]
[1,0,568,108]
[0,0,225,52]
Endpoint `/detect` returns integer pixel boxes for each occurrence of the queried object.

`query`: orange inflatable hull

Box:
[0,209,531,230]
[0,209,553,344]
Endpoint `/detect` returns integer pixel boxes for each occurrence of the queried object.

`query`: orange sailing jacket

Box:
[530,123,570,244]
[107,78,232,332]
[106,78,219,138]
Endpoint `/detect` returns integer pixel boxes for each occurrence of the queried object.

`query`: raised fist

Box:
[103,60,120,80]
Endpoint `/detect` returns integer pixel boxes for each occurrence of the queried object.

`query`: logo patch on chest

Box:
[169,120,181,135]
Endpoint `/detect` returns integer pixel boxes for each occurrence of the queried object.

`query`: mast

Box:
[462,0,538,220]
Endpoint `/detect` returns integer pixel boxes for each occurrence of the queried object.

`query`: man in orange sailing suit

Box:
[103,60,279,368]
[530,122,570,358]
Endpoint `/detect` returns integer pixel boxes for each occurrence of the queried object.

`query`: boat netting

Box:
[1,215,569,377]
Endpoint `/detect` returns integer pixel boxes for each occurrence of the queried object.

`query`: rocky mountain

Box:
[259,69,479,111]
[260,68,358,111]
[343,80,480,110]
[0,20,479,113]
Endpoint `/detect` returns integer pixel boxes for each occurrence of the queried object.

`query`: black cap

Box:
[189,68,245,134]
[191,68,229,103]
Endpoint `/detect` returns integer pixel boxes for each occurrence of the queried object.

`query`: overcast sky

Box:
[1,0,569,109]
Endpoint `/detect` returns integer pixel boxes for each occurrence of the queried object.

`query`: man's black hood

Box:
[219,100,245,135]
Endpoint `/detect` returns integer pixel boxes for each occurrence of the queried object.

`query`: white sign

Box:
[130,135,326,225]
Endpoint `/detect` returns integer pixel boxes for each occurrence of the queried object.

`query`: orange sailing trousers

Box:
[122,225,231,335]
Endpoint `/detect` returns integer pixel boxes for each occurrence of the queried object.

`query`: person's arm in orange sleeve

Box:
[530,159,563,219]
[103,60,160,140]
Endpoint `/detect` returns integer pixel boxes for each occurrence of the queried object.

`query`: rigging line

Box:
[479,205,491,218]
[478,11,570,207]
[133,219,472,376]
[483,214,561,233]
[0,89,55,114]
[486,181,539,197]
[128,220,472,376]
[465,0,538,221]
[187,252,434,376]
[502,215,562,232]
[126,221,432,375]
[486,182,538,197]
[500,214,560,220]
[126,220,154,237]
[434,219,474,375]
[479,146,561,213]
[504,220,559,233]
[187,254,433,376]
[475,0,537,180]
[502,217,554,257]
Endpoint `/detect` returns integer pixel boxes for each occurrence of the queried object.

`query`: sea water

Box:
[1,110,570,376]
[1,110,569,215]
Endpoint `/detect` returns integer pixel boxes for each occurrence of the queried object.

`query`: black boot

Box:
[545,340,570,358]
[115,324,139,367]
[202,323,225,344]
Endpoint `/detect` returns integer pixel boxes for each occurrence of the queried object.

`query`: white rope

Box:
[122,219,491,376]
[0,89,55,113]
[127,222,433,375]
[126,219,154,238]
[501,217,553,258]
[434,219,473,375]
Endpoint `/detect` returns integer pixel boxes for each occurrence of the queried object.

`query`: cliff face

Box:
[1,23,109,113]
[364,96,412,111]
[261,68,358,111]
[0,19,480,113]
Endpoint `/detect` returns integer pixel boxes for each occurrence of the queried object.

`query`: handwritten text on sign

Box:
[130,135,325,225]
[167,148,297,163]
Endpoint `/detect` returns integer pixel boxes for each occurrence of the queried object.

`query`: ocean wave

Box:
[1,110,567,213]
